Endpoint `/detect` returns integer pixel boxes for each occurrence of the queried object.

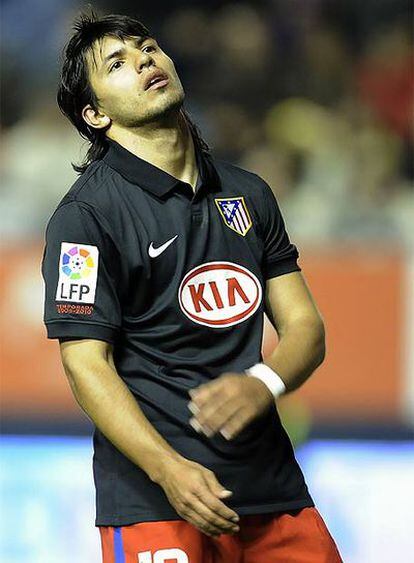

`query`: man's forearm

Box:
[264,317,326,393]
[62,357,183,484]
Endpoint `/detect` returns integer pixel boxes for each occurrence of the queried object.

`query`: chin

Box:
[120,91,184,127]
[148,93,184,122]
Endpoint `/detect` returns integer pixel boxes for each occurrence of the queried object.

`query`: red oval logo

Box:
[178,261,262,328]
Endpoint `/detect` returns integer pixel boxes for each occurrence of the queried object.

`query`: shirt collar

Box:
[102,138,221,198]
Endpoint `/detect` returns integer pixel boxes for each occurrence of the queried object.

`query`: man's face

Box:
[85,35,185,128]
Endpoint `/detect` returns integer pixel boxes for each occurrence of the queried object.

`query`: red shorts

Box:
[99,507,343,563]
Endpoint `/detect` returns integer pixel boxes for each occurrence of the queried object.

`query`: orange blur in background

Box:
[0,243,406,425]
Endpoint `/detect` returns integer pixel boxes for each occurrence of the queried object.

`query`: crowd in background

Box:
[1,0,413,246]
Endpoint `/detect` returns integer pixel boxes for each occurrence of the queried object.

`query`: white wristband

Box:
[246,363,286,398]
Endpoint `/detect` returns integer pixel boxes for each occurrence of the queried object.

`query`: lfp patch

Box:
[214,197,252,236]
[55,242,99,304]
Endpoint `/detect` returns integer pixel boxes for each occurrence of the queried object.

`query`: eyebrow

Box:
[101,37,149,70]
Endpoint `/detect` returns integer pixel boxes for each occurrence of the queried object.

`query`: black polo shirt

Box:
[42,138,314,526]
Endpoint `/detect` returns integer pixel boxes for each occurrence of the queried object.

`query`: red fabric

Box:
[100,507,343,562]
[100,526,115,563]
[356,55,414,139]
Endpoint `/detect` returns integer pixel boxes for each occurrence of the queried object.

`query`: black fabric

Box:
[255,175,301,279]
[103,138,221,198]
[42,139,312,526]
[42,200,122,344]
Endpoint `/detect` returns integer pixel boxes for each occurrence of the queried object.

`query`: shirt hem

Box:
[95,497,314,527]
[45,320,119,343]
[265,260,301,280]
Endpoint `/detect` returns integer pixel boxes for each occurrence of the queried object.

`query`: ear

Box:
[82,104,111,130]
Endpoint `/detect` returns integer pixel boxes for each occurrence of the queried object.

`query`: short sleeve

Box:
[257,178,301,279]
[41,200,122,343]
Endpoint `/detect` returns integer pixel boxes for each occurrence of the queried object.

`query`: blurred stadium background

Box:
[1,0,413,561]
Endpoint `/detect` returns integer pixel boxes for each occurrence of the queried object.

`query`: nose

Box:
[137,50,154,73]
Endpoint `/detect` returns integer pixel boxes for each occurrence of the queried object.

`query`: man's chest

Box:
[117,188,265,327]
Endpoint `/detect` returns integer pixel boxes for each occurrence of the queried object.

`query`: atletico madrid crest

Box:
[214,197,252,236]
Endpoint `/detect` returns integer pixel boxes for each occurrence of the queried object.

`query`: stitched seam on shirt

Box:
[45,319,119,329]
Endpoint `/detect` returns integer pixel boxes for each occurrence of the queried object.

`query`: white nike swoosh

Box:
[148,234,178,258]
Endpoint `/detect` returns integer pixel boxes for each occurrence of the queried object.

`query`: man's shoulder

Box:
[52,158,122,220]
[210,154,268,195]
[43,159,127,240]
[62,159,116,204]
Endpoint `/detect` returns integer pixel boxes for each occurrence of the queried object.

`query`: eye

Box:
[109,60,124,72]
[142,44,156,54]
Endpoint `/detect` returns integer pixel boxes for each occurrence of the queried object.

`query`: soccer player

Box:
[42,12,342,563]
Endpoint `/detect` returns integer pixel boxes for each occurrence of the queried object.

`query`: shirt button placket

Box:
[191,201,203,225]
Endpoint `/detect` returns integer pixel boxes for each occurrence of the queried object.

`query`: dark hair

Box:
[57,11,210,174]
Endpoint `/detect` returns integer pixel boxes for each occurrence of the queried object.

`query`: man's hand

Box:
[156,457,240,537]
[188,373,273,440]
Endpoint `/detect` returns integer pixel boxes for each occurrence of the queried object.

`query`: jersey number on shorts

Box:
[138,548,189,563]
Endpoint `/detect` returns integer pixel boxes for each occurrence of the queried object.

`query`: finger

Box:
[189,380,217,397]
[198,486,240,525]
[189,417,205,435]
[189,496,240,534]
[189,380,226,407]
[220,408,252,440]
[189,398,225,436]
[189,417,214,437]
[180,507,224,537]
[189,417,217,439]
[195,398,244,434]
[187,401,200,415]
[178,494,235,536]
[202,473,239,522]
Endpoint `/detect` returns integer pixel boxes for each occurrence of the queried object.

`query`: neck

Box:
[106,111,199,190]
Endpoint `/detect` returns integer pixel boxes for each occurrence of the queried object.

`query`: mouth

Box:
[144,72,169,91]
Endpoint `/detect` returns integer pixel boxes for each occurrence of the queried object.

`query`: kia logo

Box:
[178,261,262,328]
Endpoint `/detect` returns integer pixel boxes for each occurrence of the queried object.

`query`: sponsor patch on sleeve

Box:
[55,242,99,304]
